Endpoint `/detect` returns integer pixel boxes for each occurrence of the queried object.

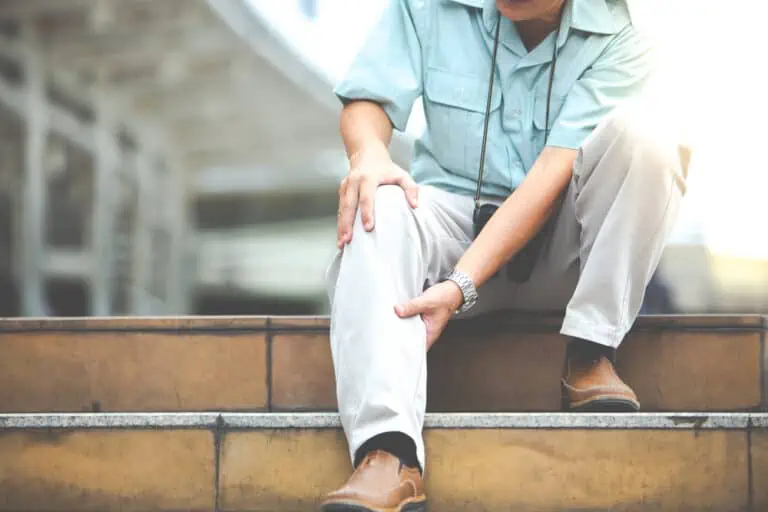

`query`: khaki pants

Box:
[326,106,688,469]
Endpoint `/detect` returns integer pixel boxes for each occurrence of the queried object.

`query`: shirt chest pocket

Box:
[533,92,567,135]
[530,91,567,162]
[424,68,505,179]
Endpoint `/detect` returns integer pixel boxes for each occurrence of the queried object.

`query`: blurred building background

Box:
[0,0,765,318]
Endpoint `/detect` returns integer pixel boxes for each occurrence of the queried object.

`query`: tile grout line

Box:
[762,329,767,412]
[755,327,767,511]
[748,419,754,512]
[266,317,273,412]
[214,414,224,512]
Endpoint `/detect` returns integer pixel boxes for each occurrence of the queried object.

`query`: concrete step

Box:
[0,315,765,413]
[0,412,766,511]
[0,315,768,412]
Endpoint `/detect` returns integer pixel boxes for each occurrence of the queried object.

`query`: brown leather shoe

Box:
[320,450,426,512]
[562,355,640,412]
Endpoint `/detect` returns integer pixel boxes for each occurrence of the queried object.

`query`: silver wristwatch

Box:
[445,269,478,314]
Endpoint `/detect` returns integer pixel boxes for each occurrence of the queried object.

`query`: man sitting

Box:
[321,1,687,510]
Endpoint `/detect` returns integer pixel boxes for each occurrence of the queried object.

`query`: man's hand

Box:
[337,148,419,248]
[394,280,463,350]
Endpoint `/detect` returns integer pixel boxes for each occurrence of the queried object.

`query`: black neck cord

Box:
[474,10,563,208]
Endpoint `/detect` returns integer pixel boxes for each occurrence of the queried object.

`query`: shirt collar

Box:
[445,0,484,7]
[477,0,620,38]
[569,0,620,35]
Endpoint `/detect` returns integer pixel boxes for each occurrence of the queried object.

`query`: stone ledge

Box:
[2,412,767,430]
[0,316,270,332]
[0,314,765,333]
[0,412,220,429]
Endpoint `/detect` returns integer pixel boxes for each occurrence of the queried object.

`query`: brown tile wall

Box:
[269,324,762,412]
[0,424,765,511]
[219,428,749,511]
[0,332,267,412]
[0,315,763,413]
[0,430,215,511]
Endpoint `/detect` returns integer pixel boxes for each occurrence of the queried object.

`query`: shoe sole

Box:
[320,500,427,512]
[567,396,640,412]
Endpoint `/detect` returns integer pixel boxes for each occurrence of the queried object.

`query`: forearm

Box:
[455,146,577,288]
[340,100,394,166]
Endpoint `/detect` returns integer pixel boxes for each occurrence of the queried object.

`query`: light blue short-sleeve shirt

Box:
[335,0,654,199]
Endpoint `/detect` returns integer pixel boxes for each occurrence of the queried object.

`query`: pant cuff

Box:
[560,314,626,349]
[346,417,425,473]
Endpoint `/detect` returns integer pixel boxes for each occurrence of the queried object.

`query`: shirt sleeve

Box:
[546,24,655,149]
[333,0,424,132]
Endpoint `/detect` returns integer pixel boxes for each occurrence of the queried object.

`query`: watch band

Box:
[446,269,478,314]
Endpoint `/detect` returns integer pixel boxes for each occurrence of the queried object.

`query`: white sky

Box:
[249,0,766,257]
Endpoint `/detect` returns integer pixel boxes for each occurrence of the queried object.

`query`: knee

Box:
[600,105,689,185]
[353,185,412,235]
[334,186,415,291]
[374,184,411,215]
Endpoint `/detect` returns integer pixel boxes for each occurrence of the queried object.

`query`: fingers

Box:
[358,174,377,232]
[338,174,361,246]
[379,166,419,209]
[394,296,427,319]
[336,178,348,248]
[336,162,415,247]
[394,293,450,351]
[395,173,420,209]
